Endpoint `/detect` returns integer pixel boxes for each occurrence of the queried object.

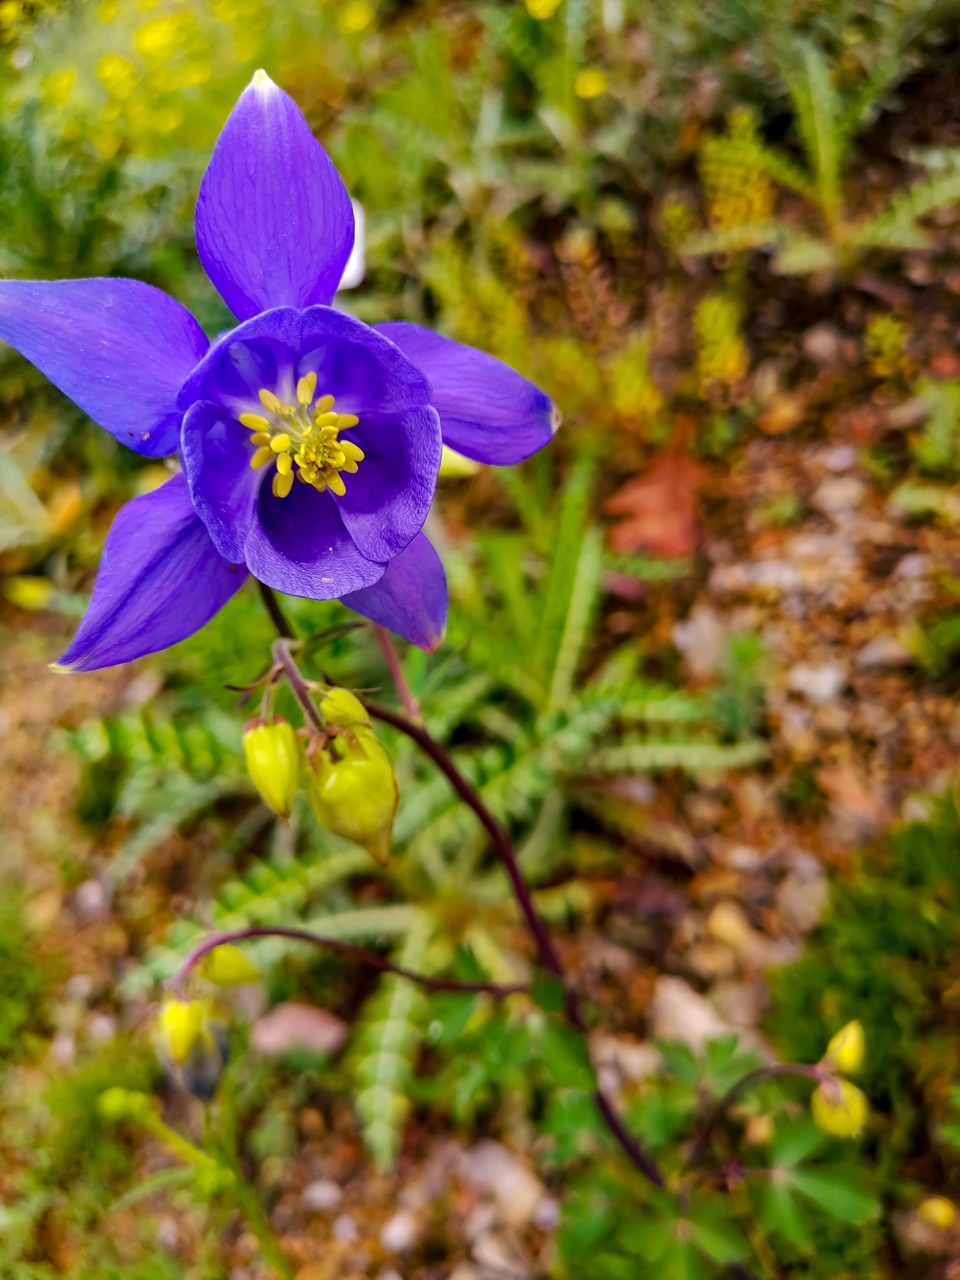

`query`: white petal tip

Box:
[48,661,76,675]
[251,69,275,93]
[550,404,563,435]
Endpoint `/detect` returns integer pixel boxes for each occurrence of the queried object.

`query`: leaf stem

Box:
[172,925,527,998]
[373,624,423,722]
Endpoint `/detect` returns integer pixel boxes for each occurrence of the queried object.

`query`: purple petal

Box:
[244,476,384,599]
[196,71,354,320]
[54,474,246,672]
[0,279,207,457]
[342,534,447,652]
[180,401,260,563]
[335,406,441,563]
[376,322,558,465]
[179,306,430,417]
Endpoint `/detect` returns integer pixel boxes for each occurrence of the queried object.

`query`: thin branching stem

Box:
[374,624,423,722]
[257,584,666,1190]
[686,1063,823,1169]
[172,925,527,998]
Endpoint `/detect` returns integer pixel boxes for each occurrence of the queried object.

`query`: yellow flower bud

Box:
[319,688,370,728]
[918,1196,957,1230]
[243,718,299,819]
[574,69,607,100]
[157,996,230,1101]
[200,943,260,987]
[811,1078,869,1139]
[306,726,399,863]
[157,996,207,1066]
[824,1020,865,1075]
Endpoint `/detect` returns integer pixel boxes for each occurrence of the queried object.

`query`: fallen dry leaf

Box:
[605,453,708,558]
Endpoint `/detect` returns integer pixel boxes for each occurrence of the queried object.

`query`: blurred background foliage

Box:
[4,0,960,1276]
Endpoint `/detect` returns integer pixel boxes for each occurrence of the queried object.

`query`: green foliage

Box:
[0,894,49,1059]
[768,790,960,1213]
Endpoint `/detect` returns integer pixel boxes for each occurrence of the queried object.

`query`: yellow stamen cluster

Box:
[239,372,364,500]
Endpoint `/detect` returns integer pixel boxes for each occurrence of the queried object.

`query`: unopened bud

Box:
[306,725,398,863]
[158,996,207,1066]
[200,943,260,987]
[157,996,230,1101]
[811,1078,868,1138]
[918,1196,957,1230]
[243,718,299,819]
[97,1086,154,1124]
[824,1020,865,1076]
[320,688,370,727]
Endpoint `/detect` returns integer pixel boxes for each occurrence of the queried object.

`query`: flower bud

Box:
[158,996,207,1066]
[306,725,398,863]
[200,943,260,987]
[97,1086,154,1124]
[918,1196,957,1230]
[243,718,299,819]
[319,687,370,727]
[824,1020,865,1076]
[811,1078,869,1138]
[157,996,230,1101]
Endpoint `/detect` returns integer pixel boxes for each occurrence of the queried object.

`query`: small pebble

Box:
[301,1179,343,1212]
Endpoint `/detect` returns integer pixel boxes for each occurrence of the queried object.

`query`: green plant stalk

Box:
[260,586,666,1189]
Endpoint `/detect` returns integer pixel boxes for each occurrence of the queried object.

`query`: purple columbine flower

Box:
[0,70,557,672]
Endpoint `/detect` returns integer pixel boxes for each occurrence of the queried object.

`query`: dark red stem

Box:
[173,925,527,998]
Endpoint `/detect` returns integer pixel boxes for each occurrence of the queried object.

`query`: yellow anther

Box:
[248,432,271,446]
[259,388,283,413]
[273,470,294,498]
[270,433,292,453]
[297,371,317,405]
[315,412,339,427]
[276,452,293,476]
[239,412,270,431]
[327,473,347,497]
[338,414,359,428]
[316,394,335,413]
[250,446,273,469]
[341,441,364,462]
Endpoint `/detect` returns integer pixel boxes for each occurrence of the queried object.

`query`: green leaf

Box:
[761,1179,812,1251]
[772,1116,823,1168]
[539,1019,594,1089]
[790,1167,879,1224]
[531,971,567,1015]
[109,1166,195,1212]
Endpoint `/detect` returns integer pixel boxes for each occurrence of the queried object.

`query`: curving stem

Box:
[258,585,666,1190]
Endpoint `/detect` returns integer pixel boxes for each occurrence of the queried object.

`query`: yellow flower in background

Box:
[918,1197,957,1230]
[135,13,190,65]
[42,68,77,107]
[526,0,562,17]
[574,68,607,100]
[811,1079,869,1139]
[699,106,774,232]
[96,52,137,97]
[695,293,749,391]
[824,1020,865,1075]
[338,0,374,33]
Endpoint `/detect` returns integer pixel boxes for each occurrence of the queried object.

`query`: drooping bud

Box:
[243,717,299,819]
[305,725,398,863]
[158,996,207,1066]
[200,943,260,987]
[319,687,370,727]
[824,1020,865,1076]
[811,1078,869,1139]
[156,995,230,1101]
[918,1196,957,1230]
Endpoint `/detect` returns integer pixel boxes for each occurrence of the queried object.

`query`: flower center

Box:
[239,372,364,500]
